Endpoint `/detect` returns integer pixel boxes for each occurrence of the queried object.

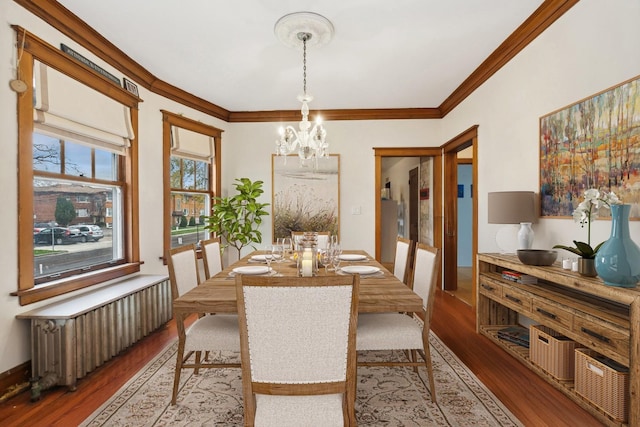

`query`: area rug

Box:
[81,332,522,426]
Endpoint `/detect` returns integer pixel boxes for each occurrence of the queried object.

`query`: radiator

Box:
[19,275,172,390]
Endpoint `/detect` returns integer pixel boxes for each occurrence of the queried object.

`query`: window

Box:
[16,28,140,304]
[162,111,221,258]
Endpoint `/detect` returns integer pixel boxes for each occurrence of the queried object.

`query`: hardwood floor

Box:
[0,291,602,427]
[445,266,473,305]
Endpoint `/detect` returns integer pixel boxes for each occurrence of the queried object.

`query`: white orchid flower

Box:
[605,191,622,206]
[555,188,624,258]
[583,188,600,201]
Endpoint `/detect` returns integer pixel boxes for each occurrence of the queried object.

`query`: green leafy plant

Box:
[553,189,621,259]
[54,197,76,226]
[204,178,270,258]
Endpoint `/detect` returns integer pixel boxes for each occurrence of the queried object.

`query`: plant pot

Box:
[577,258,597,277]
[595,204,640,288]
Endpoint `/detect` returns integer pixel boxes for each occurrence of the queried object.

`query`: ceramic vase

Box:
[595,204,640,288]
[517,222,534,249]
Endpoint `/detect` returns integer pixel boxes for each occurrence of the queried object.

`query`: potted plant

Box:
[204,178,270,260]
[553,188,620,276]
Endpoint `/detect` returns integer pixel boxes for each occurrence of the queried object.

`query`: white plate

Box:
[339,254,367,261]
[232,266,270,275]
[251,254,278,261]
[340,265,380,275]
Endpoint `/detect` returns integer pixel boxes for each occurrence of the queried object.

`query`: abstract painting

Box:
[540,75,640,219]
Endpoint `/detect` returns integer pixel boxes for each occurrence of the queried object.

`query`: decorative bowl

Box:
[516,249,558,266]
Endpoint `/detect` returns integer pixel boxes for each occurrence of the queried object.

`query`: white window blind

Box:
[171,126,214,162]
[33,60,134,154]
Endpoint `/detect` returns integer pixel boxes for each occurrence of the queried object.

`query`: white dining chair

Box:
[236,274,359,427]
[393,236,415,287]
[200,237,223,280]
[168,245,240,405]
[356,242,441,402]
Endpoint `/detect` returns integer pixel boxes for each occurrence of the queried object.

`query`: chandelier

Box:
[274,12,334,165]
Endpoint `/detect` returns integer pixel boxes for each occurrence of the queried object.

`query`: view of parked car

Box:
[69,225,104,242]
[34,222,58,234]
[33,227,82,245]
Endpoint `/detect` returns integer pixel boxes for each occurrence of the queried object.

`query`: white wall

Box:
[440,0,640,254]
[1,0,639,374]
[224,120,440,263]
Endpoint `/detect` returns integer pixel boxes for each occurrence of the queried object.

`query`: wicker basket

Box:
[529,325,578,380]
[575,348,629,423]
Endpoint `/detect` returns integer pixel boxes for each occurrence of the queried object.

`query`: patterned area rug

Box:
[81,333,522,426]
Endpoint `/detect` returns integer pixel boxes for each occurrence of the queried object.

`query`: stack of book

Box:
[501,270,537,284]
[497,325,530,348]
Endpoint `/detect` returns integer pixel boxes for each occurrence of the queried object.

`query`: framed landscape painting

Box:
[539,75,640,219]
[272,155,340,240]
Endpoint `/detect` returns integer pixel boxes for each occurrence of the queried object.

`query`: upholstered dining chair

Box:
[236,274,359,427]
[356,243,441,402]
[393,237,415,287]
[168,245,240,405]
[200,237,223,280]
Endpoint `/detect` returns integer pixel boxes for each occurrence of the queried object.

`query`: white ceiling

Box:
[57,0,543,112]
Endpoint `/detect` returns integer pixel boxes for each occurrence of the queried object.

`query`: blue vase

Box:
[595,204,640,288]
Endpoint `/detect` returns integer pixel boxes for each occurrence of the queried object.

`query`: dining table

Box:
[173,249,424,317]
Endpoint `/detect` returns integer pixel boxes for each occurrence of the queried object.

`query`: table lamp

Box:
[488,191,536,251]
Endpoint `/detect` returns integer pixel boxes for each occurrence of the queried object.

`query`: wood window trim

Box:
[15,27,141,305]
[161,110,222,264]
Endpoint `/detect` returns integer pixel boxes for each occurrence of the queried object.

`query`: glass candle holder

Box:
[297,244,318,277]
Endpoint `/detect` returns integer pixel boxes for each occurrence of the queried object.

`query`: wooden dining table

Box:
[173,250,424,317]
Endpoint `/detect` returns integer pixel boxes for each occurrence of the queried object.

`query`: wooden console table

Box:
[477,253,639,427]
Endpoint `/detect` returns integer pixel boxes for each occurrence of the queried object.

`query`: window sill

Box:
[14,263,142,306]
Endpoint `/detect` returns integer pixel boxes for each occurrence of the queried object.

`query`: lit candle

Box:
[302,259,313,277]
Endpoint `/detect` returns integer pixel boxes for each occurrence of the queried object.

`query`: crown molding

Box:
[439,0,579,116]
[228,108,442,122]
[14,0,577,123]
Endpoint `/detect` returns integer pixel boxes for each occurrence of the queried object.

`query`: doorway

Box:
[374,147,442,285]
[442,126,478,306]
[374,131,477,301]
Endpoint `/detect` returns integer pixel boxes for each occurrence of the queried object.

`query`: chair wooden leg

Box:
[410,349,419,373]
[194,351,202,375]
[171,339,187,405]
[422,344,436,403]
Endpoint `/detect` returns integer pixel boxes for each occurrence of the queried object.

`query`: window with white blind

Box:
[162,111,222,257]
[16,29,140,304]
[30,62,130,284]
